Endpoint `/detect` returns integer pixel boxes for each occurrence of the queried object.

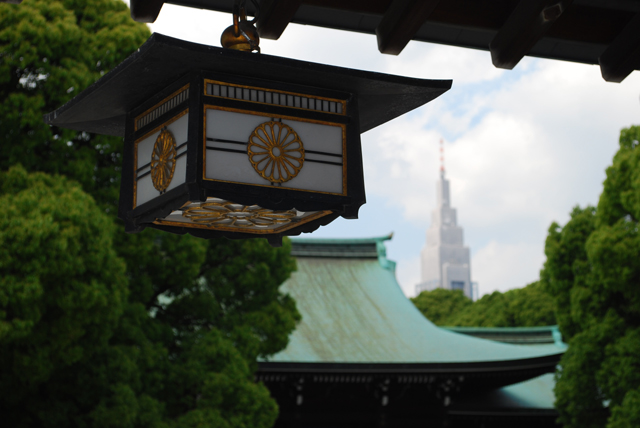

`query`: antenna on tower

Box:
[439,138,445,177]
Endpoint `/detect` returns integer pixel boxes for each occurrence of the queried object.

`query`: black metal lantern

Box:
[45,34,451,245]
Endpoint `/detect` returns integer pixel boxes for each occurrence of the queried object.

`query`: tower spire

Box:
[439,138,445,177]
[417,144,474,300]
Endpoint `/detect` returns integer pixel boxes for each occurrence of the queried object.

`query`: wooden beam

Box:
[490,0,573,70]
[375,0,441,55]
[599,13,640,83]
[130,0,165,23]
[256,0,303,40]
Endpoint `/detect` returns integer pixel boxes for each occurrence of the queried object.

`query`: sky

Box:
[134,2,640,298]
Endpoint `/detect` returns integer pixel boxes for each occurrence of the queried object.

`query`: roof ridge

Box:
[290,233,393,245]
[290,233,396,271]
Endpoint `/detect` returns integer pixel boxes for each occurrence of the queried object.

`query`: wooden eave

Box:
[128,0,640,82]
[258,352,562,391]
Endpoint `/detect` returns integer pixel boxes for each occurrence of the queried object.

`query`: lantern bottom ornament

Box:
[150,198,337,247]
[44,34,451,246]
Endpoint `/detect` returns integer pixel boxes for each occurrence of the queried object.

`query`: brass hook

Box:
[221,5,260,53]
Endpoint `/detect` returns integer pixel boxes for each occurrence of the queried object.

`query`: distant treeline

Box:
[410,281,556,327]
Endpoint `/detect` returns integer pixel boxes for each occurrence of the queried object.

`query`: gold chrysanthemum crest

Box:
[247,121,304,183]
[151,128,177,192]
[182,201,296,228]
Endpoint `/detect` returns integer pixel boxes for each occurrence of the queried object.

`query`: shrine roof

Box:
[443,325,565,346]
[266,235,566,366]
[451,373,557,412]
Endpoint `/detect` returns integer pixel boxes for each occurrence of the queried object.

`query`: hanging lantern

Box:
[45,34,451,246]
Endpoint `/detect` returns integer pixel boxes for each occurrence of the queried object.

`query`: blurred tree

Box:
[0,1,300,427]
[541,126,640,428]
[540,206,597,341]
[0,165,127,406]
[411,282,556,327]
[448,281,556,327]
[0,0,150,213]
[410,288,472,325]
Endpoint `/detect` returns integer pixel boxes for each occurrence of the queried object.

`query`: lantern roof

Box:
[44,33,451,136]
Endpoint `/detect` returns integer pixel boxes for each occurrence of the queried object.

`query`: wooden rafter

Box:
[130,0,165,23]
[256,0,303,40]
[7,0,632,82]
[490,0,574,70]
[599,12,640,83]
[375,0,441,55]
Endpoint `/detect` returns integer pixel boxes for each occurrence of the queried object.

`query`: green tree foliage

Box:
[0,1,300,427]
[449,281,556,327]
[410,288,472,325]
[0,165,127,399]
[411,281,556,327]
[541,126,640,428]
[0,0,150,212]
[540,206,597,341]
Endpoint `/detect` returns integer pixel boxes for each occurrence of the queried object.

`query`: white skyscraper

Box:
[416,154,476,299]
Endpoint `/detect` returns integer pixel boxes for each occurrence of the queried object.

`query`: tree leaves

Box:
[541,126,640,428]
[0,0,150,213]
[0,165,127,404]
[411,281,556,327]
[0,2,300,427]
[410,288,472,325]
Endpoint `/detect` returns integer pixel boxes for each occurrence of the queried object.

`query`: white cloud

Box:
[382,41,507,84]
[395,255,421,298]
[472,241,545,295]
[359,54,640,296]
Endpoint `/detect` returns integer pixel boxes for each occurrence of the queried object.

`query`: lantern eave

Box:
[44,33,451,137]
[44,33,452,244]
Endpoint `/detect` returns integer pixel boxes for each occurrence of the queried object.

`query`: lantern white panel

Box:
[205,109,344,195]
[280,119,342,154]
[135,113,189,207]
[168,112,189,144]
[282,162,343,193]
[208,151,266,186]
[137,131,157,167]
[207,109,268,142]
[165,153,187,193]
[136,176,155,207]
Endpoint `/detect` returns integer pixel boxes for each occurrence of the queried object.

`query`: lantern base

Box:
[128,197,338,247]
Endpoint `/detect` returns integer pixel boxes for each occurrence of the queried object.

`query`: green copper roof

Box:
[498,373,556,408]
[290,234,396,271]
[453,373,557,410]
[443,325,565,346]
[271,236,565,364]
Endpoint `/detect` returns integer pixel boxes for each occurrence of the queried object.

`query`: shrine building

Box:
[257,235,565,428]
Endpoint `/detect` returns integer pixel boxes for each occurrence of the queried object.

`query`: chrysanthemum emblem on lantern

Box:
[247,121,304,183]
[150,128,177,192]
[44,34,451,246]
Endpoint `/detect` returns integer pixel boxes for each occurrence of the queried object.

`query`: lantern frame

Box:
[45,34,452,244]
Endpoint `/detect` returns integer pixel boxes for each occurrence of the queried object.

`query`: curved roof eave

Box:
[264,237,565,378]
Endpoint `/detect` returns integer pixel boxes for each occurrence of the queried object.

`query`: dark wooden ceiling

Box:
[129,0,640,82]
